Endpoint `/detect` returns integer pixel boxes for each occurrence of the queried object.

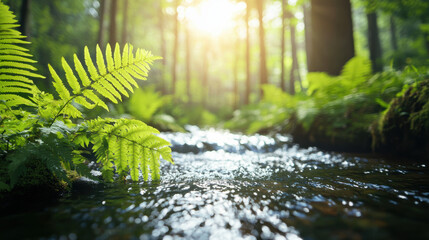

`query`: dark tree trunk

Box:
[121,0,129,45]
[256,0,268,98]
[289,24,296,95]
[367,11,383,73]
[109,0,118,46]
[185,23,191,103]
[280,0,287,92]
[19,0,31,39]
[390,16,398,51]
[171,0,179,95]
[98,0,106,46]
[424,32,429,57]
[308,0,355,76]
[244,0,251,105]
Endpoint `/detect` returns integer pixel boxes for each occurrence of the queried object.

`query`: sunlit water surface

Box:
[1,126,428,239]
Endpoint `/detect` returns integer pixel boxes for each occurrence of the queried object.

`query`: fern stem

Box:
[48,96,77,127]
[47,56,150,127]
[91,129,164,155]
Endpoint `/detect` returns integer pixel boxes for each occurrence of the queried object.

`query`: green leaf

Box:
[62,57,81,94]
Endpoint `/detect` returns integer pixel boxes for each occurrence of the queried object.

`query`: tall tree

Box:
[109,0,118,46]
[201,41,209,106]
[98,0,106,46]
[389,16,398,51]
[158,0,167,94]
[171,0,180,95]
[308,0,355,75]
[289,19,300,95]
[367,11,382,72]
[303,2,312,74]
[256,0,268,97]
[244,0,251,105]
[233,31,240,109]
[121,0,129,45]
[280,0,287,92]
[185,22,192,103]
[19,0,31,39]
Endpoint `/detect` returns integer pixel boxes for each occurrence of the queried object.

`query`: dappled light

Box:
[1,0,428,239]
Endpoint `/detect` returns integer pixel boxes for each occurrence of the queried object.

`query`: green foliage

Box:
[226,56,428,151]
[40,43,159,122]
[129,86,169,122]
[0,3,44,109]
[127,86,185,132]
[225,84,296,134]
[374,79,429,156]
[76,118,173,182]
[0,2,172,192]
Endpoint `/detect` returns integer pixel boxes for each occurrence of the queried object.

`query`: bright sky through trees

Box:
[183,0,246,36]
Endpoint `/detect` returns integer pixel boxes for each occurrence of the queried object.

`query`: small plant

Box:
[0,2,173,191]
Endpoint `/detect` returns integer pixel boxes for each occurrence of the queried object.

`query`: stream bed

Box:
[1,126,428,239]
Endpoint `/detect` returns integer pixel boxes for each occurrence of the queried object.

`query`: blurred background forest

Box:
[2,0,429,141]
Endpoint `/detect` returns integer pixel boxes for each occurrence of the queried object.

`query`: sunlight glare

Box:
[186,0,244,36]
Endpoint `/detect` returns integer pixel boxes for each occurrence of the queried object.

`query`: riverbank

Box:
[289,79,428,160]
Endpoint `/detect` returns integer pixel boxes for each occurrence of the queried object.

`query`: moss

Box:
[290,112,374,152]
[0,157,69,212]
[376,79,429,159]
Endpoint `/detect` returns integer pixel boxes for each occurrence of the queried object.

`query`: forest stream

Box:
[0,126,428,240]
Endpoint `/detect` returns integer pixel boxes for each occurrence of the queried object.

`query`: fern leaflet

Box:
[76,118,173,182]
[0,3,44,109]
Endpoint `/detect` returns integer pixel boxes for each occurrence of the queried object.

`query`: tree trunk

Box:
[244,0,251,105]
[19,0,31,39]
[121,0,129,45]
[185,23,192,103]
[158,0,167,94]
[171,0,179,95]
[367,11,382,72]
[424,32,429,57]
[290,22,301,95]
[233,34,240,109]
[303,3,312,74]
[98,0,106,46]
[280,0,287,92]
[390,16,398,51]
[308,0,355,75]
[109,0,118,46]
[256,0,268,98]
[202,41,209,106]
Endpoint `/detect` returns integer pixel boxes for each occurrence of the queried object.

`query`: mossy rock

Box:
[0,158,69,212]
[291,113,373,152]
[376,79,429,160]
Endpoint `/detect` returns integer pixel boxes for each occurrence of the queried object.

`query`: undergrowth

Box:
[0,2,173,192]
[226,56,429,152]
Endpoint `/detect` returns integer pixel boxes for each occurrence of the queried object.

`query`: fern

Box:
[0,1,173,190]
[45,43,160,125]
[0,3,44,110]
[75,118,173,182]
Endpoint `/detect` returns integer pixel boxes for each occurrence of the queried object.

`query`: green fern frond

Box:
[0,3,44,109]
[78,118,173,182]
[46,43,160,123]
[340,56,372,88]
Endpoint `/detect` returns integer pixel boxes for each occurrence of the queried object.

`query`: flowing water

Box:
[1,126,428,240]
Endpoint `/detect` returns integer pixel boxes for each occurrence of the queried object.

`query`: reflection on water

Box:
[1,126,428,239]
